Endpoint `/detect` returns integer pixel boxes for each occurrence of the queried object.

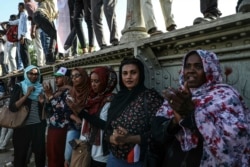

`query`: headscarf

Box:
[20,65,43,101]
[156,50,250,166]
[106,58,146,131]
[69,68,91,108]
[82,66,117,144]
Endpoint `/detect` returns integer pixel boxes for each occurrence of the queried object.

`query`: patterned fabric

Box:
[157,50,250,166]
[48,88,71,128]
[110,89,163,161]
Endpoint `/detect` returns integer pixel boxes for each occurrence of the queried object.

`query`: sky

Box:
[0,0,238,43]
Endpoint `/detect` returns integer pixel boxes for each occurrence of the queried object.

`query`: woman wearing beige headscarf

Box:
[64,67,91,167]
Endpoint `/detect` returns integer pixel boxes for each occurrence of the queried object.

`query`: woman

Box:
[153,50,250,166]
[104,58,164,167]
[67,66,117,167]
[64,67,91,167]
[43,67,72,167]
[9,65,46,167]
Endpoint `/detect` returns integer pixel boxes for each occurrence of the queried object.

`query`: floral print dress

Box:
[157,50,250,167]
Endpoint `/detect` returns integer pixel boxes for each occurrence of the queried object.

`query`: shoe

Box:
[46,60,55,65]
[82,48,88,54]
[111,39,119,46]
[64,56,74,60]
[167,24,177,31]
[88,46,95,53]
[11,70,18,74]
[238,1,250,13]
[148,27,163,36]
[193,13,218,25]
[100,44,110,50]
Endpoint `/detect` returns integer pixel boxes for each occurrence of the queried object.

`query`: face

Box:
[183,53,206,88]
[18,5,24,12]
[55,76,64,87]
[71,70,82,86]
[122,64,140,90]
[91,73,101,94]
[27,68,39,83]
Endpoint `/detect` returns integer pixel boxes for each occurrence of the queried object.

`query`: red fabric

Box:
[81,67,117,145]
[47,127,67,167]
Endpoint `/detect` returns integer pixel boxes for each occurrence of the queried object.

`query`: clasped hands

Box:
[163,82,195,123]
[110,126,130,146]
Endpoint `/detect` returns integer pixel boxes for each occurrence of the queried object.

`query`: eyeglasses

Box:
[27,72,39,76]
[71,73,82,79]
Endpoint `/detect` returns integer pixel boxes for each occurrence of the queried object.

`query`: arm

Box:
[9,84,33,112]
[78,102,111,129]
[8,20,19,26]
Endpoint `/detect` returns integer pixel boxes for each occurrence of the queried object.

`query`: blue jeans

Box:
[64,129,80,163]
[16,43,24,70]
[40,30,50,56]
[107,153,143,167]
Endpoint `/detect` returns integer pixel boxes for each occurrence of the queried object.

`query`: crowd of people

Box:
[0,0,249,76]
[0,49,248,167]
[0,0,249,167]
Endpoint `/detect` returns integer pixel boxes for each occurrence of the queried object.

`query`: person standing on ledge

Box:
[193,0,222,25]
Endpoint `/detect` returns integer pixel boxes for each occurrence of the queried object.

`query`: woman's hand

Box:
[110,126,141,145]
[163,82,194,117]
[43,82,53,98]
[66,97,82,114]
[26,86,35,97]
[38,93,45,104]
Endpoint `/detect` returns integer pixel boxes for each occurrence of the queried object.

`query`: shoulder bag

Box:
[69,139,91,167]
[0,89,29,128]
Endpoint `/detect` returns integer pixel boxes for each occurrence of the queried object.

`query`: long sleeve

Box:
[79,103,111,130]
[9,84,22,112]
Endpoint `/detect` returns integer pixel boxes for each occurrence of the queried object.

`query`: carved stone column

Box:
[120,0,149,44]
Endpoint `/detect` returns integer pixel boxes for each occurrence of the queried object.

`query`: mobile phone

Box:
[69,139,78,149]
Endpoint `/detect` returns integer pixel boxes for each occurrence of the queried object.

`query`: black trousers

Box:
[200,0,222,16]
[13,121,46,167]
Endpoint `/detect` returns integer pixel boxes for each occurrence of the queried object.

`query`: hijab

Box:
[107,58,146,128]
[69,68,91,108]
[157,50,250,166]
[20,65,43,101]
[82,66,117,144]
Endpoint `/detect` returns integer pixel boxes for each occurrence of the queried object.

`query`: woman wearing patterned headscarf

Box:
[153,50,250,166]
[67,66,117,167]
[9,65,46,167]
[103,58,163,167]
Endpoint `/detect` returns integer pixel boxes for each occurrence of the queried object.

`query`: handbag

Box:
[0,103,28,128]
[0,89,29,128]
[70,139,91,167]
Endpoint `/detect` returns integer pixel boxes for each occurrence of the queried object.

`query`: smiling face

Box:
[183,53,206,88]
[121,64,140,90]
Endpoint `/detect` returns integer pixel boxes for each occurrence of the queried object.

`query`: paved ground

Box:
[0,143,36,167]
[0,148,13,167]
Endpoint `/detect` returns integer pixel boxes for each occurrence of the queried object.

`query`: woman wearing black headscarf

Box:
[104,58,163,167]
